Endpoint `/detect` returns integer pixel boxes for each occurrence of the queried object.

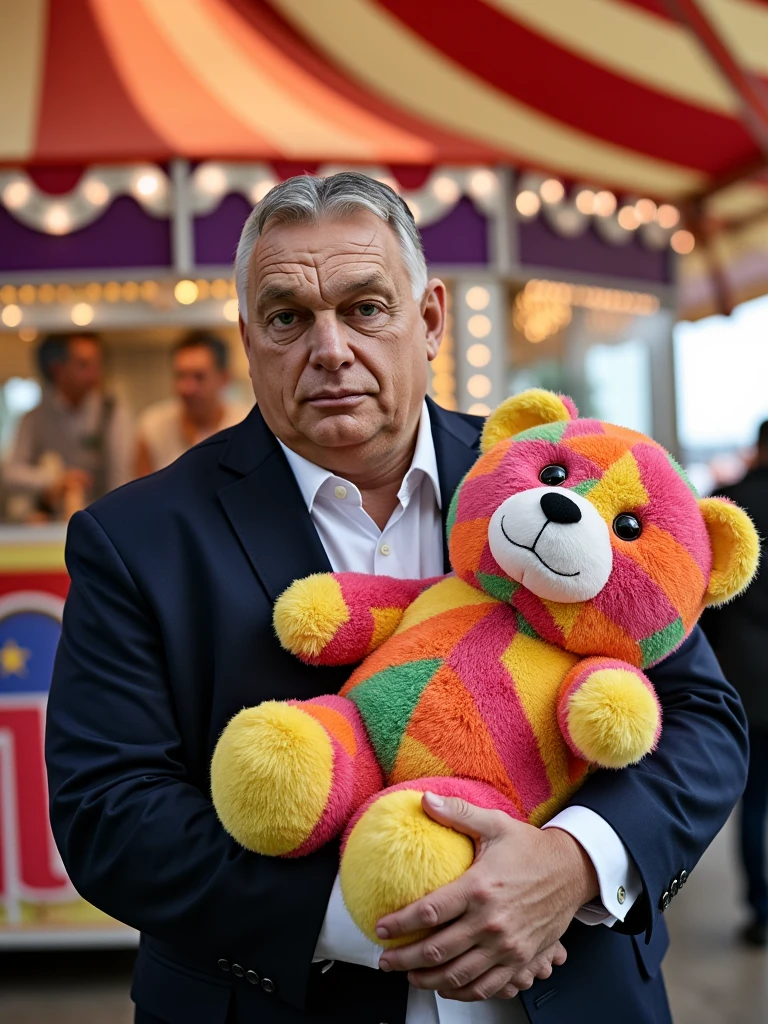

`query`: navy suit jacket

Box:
[46,400,748,1024]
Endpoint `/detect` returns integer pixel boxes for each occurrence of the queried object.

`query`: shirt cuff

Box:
[542,805,642,927]
[312,874,383,970]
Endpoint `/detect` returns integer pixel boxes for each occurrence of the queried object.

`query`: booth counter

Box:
[0,525,134,948]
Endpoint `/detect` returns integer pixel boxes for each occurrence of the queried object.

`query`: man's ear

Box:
[699,497,760,606]
[480,389,578,453]
[422,278,446,362]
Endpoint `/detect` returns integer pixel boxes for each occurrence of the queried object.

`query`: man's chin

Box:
[301,410,380,449]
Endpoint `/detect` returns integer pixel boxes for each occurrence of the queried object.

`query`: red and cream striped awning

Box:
[3,0,768,310]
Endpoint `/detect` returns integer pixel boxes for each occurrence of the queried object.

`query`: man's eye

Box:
[274,312,296,326]
[357,303,379,317]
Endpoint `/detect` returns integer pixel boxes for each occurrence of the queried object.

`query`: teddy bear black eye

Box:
[540,465,568,486]
[613,513,642,541]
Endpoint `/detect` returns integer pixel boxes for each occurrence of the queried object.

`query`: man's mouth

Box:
[500,516,580,579]
[305,391,367,407]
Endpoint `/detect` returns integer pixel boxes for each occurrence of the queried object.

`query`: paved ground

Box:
[1,818,765,1023]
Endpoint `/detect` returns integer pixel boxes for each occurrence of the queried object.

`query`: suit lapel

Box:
[218,408,331,603]
[427,397,483,572]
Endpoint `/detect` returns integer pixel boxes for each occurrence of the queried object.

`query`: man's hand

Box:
[376,792,599,1002]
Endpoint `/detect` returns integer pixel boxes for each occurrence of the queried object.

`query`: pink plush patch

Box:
[558,394,580,420]
[340,776,524,855]
[511,588,564,645]
[288,730,357,858]
[562,418,605,440]
[594,549,679,640]
[447,606,552,814]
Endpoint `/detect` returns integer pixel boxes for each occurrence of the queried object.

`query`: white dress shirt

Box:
[280,403,641,1022]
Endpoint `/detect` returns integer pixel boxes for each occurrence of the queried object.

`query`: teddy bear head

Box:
[447,389,759,668]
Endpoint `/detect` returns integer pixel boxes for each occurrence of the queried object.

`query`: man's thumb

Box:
[421,791,507,841]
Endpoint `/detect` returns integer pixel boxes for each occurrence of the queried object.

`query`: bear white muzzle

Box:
[487,487,613,602]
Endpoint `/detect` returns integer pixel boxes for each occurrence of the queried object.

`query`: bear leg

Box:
[339,777,521,947]
[211,695,382,857]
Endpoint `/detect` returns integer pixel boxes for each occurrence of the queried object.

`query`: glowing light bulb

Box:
[670,229,695,254]
[575,190,595,215]
[3,180,31,210]
[83,180,109,206]
[135,173,160,197]
[593,191,617,216]
[635,198,657,224]
[617,206,640,230]
[467,375,492,399]
[197,165,227,196]
[465,286,490,311]
[468,402,491,416]
[223,298,239,322]
[468,170,498,198]
[656,204,680,229]
[432,176,460,204]
[251,179,276,204]
[540,179,565,204]
[70,302,94,327]
[407,200,421,223]
[516,190,541,216]
[466,343,491,367]
[174,280,199,305]
[468,314,492,338]
[44,205,71,234]
[1,304,22,328]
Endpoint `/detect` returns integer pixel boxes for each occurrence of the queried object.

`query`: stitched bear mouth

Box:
[500,516,581,579]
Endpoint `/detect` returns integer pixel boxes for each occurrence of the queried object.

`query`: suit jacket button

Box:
[232,964,244,978]
[261,977,276,994]
[670,879,679,896]
[659,891,671,912]
[217,959,230,973]
[680,869,688,885]
[246,970,260,985]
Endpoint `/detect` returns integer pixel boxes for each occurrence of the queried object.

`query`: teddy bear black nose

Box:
[540,491,582,525]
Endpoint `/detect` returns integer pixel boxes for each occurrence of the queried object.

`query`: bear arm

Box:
[557,657,662,770]
[273,572,445,666]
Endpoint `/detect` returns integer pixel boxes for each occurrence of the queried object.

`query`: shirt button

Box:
[380,544,391,556]
[617,886,626,905]
[334,485,347,499]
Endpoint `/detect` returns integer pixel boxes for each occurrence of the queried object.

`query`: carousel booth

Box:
[2,0,767,948]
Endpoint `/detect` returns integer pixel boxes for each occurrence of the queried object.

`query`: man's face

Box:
[239,211,444,461]
[173,345,228,418]
[55,337,103,402]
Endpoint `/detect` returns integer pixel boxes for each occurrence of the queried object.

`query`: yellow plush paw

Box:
[273,574,349,660]
[211,702,333,855]
[340,789,474,947]
[567,669,660,769]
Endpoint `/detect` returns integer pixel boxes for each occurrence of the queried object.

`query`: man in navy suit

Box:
[46,173,747,1024]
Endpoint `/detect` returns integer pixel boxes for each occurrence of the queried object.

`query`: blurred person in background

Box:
[135,330,251,475]
[702,420,768,948]
[5,332,134,519]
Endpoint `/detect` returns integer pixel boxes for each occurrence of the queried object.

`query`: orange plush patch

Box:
[465,438,510,481]
[389,734,451,784]
[564,434,632,471]
[449,518,492,578]
[406,664,525,813]
[303,704,357,758]
[567,603,643,666]
[621,523,706,627]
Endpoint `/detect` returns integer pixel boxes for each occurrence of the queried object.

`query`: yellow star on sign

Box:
[0,638,31,677]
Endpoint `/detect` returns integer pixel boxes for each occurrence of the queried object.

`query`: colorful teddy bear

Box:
[211,389,759,946]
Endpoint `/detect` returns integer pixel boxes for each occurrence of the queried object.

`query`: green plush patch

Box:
[348,659,442,774]
[572,478,600,497]
[640,617,685,667]
[477,572,519,603]
[516,612,540,640]
[511,420,568,445]
[666,453,699,498]
[445,483,462,546]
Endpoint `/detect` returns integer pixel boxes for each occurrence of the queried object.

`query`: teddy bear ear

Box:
[699,497,761,606]
[480,389,579,454]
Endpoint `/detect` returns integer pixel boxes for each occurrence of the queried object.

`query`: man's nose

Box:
[308,314,354,371]
[540,491,582,524]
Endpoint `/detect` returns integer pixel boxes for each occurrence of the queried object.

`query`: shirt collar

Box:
[278,401,441,513]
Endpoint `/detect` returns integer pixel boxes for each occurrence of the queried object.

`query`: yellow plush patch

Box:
[587,451,649,523]
[273,573,348,658]
[699,498,761,606]
[340,789,474,946]
[567,669,660,769]
[367,607,405,653]
[396,576,496,635]
[500,633,578,796]
[210,702,333,855]
[480,389,574,453]
[389,734,451,784]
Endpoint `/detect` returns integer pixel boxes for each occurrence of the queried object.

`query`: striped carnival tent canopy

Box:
[3,0,768,314]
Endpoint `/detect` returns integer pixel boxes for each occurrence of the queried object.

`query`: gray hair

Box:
[234,172,428,321]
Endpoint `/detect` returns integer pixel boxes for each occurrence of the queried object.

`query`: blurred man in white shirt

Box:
[6,332,134,518]
[136,331,251,475]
